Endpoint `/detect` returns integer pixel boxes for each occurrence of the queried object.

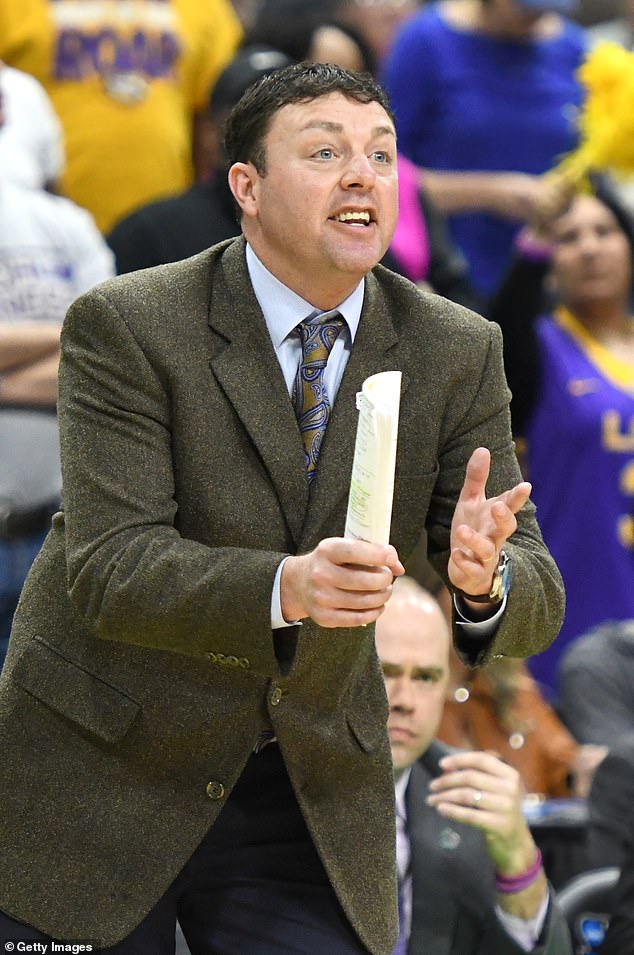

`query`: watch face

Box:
[454,551,512,604]
[491,551,512,601]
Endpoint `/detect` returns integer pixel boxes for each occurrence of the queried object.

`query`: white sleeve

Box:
[453,592,507,636]
[51,198,116,293]
[495,892,550,952]
[32,78,66,184]
[271,557,302,629]
[0,67,65,188]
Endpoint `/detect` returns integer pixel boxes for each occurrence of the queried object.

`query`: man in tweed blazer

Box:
[0,64,564,954]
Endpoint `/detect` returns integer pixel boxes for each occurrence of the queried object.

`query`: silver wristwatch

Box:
[457,550,512,605]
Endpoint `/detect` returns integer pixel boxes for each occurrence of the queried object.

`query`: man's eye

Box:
[371,151,390,164]
[416,672,438,684]
[316,148,334,159]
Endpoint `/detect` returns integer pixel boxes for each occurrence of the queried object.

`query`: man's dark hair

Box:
[223,60,394,174]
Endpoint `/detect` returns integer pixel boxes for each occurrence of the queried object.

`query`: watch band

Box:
[456,550,512,605]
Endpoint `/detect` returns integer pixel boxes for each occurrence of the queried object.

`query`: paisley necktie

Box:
[292,310,344,484]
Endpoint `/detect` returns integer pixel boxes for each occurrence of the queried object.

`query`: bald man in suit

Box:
[0,63,564,955]
[375,578,571,954]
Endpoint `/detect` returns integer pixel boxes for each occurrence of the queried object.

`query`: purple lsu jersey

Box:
[524,308,634,696]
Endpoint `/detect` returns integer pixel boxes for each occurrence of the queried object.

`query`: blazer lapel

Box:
[300,272,404,550]
[207,239,309,546]
[406,756,460,955]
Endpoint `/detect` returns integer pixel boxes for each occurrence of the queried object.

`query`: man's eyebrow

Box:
[373,125,396,139]
[299,120,344,134]
[380,663,445,680]
[413,666,444,680]
[299,120,396,138]
[381,662,403,673]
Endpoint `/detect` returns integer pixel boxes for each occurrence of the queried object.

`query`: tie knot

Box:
[296,310,344,356]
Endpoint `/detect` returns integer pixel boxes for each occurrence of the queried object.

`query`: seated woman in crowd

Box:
[437,651,604,799]
[488,176,634,699]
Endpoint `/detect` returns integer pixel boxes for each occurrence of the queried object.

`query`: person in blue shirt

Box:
[383,0,586,300]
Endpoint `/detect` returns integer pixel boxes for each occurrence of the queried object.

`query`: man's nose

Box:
[341,154,376,190]
[389,677,415,711]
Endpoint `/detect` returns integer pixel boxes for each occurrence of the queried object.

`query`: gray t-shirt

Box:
[557,622,634,746]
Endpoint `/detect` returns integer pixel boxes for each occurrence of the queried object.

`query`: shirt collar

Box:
[245,242,364,349]
[394,767,412,821]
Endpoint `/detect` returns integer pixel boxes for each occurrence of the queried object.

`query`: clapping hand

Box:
[448,448,530,602]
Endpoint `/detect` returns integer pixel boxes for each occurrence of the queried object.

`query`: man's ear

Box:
[228,162,259,219]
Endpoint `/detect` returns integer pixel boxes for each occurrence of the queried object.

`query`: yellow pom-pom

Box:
[555,42,634,183]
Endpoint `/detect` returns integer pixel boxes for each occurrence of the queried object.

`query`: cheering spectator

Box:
[489,178,634,697]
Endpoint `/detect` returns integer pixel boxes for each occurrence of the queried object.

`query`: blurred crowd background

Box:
[0,0,633,947]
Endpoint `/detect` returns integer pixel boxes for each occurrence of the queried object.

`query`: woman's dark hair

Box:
[223,61,394,174]
[589,172,634,261]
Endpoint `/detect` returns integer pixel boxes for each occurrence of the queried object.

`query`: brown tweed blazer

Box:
[0,237,564,953]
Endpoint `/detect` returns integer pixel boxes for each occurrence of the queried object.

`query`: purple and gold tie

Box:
[292,311,344,484]
[392,879,408,955]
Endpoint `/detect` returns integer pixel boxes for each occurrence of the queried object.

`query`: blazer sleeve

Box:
[423,317,564,666]
[57,285,287,675]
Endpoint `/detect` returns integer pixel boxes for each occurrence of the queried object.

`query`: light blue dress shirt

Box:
[243,243,505,633]
[246,242,364,400]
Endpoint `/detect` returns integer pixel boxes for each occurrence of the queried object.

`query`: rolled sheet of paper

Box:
[344,370,401,546]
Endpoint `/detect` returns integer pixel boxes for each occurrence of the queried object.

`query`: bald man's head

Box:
[375,579,451,777]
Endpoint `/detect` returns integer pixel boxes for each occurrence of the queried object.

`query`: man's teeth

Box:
[333,211,371,224]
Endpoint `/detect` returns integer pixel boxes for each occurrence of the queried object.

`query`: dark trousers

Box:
[0,745,369,954]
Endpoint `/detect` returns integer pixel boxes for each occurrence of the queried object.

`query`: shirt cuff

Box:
[495,891,550,952]
[453,592,507,636]
[271,556,302,629]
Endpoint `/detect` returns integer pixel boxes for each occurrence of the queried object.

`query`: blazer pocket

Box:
[345,671,390,755]
[346,710,388,754]
[12,638,140,744]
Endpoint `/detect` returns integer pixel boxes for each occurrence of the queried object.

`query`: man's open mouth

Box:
[331,211,372,226]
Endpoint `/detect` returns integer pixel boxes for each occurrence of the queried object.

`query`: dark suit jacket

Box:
[0,237,564,954]
[407,743,572,955]
[599,810,634,955]
[586,733,634,870]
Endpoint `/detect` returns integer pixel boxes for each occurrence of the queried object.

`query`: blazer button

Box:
[270,686,283,706]
[206,780,225,800]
